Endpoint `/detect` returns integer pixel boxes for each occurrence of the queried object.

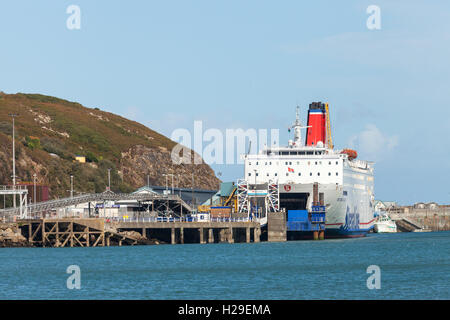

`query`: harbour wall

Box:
[390,208,450,231]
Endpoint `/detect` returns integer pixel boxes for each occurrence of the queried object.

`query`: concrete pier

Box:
[199,228,205,244]
[267,211,287,242]
[208,228,214,243]
[180,227,184,244]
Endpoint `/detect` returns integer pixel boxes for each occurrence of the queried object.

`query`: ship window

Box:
[310,172,312,176]
[299,151,306,155]
[248,173,251,176]
[267,173,269,177]
[256,173,259,176]
[315,161,317,165]
[289,162,292,165]
[343,191,348,196]
[285,162,288,165]
[265,162,267,165]
[286,173,289,176]
[297,161,299,165]
[336,172,338,176]
[256,162,259,165]
[336,161,338,165]
[298,173,301,176]
[249,162,251,165]
[328,172,331,176]
[269,162,272,165]
[307,151,314,155]
[317,172,320,176]
[275,173,278,176]
[329,161,331,165]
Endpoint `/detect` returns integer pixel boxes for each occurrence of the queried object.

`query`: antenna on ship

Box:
[246,140,252,157]
[288,106,310,147]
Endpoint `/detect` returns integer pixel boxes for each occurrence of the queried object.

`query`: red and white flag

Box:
[288,167,294,173]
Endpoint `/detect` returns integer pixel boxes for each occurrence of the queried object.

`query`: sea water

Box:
[0,231,449,299]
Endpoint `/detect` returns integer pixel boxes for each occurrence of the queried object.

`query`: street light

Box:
[163,173,174,194]
[191,171,195,207]
[162,174,169,193]
[70,175,74,198]
[33,173,37,204]
[107,168,111,191]
[177,175,181,197]
[9,113,18,208]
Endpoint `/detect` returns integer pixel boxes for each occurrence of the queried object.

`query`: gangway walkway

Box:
[0,191,193,218]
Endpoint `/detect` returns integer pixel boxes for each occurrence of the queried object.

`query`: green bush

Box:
[25,136,42,150]
[85,151,98,163]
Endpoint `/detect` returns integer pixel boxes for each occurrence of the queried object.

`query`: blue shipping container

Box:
[287,210,309,222]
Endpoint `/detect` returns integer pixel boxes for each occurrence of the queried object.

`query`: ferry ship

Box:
[243,103,375,238]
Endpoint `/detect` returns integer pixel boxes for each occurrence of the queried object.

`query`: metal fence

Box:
[106,216,254,223]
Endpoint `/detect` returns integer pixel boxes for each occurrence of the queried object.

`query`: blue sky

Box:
[1,1,449,204]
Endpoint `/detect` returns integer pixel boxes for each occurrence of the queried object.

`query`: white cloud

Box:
[348,124,398,161]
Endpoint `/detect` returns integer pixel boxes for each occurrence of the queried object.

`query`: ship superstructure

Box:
[242,103,375,237]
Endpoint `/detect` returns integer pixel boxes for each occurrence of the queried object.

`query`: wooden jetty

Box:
[17,218,262,247]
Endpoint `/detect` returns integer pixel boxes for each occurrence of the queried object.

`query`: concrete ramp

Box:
[394,217,427,232]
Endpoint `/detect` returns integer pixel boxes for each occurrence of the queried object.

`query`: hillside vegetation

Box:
[0,92,220,204]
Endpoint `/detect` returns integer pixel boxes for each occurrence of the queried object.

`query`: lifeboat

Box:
[341,149,357,161]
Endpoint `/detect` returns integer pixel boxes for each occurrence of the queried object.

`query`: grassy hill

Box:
[0,92,220,205]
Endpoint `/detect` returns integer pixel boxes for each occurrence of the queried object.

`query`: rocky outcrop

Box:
[0,223,28,247]
[120,145,220,190]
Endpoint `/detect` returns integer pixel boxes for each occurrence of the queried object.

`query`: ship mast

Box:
[289,106,310,148]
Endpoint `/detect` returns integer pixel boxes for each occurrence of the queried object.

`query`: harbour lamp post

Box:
[107,168,111,191]
[191,172,195,208]
[176,175,182,216]
[177,175,181,197]
[70,175,74,198]
[253,169,258,219]
[170,174,174,195]
[9,113,18,208]
[163,173,175,194]
[162,174,168,192]
[33,173,37,204]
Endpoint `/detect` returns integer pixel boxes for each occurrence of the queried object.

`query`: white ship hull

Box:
[280,181,374,238]
[373,220,397,233]
[374,222,397,233]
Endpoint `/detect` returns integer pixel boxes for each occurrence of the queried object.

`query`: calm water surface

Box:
[1,231,449,299]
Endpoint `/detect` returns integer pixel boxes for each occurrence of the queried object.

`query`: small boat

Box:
[374,213,397,233]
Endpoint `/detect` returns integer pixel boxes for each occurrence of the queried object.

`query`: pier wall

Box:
[267,212,287,242]
[391,209,450,231]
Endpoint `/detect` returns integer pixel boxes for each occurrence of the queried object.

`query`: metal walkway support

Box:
[236,179,281,227]
[237,179,249,214]
[0,186,28,219]
[266,181,280,213]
